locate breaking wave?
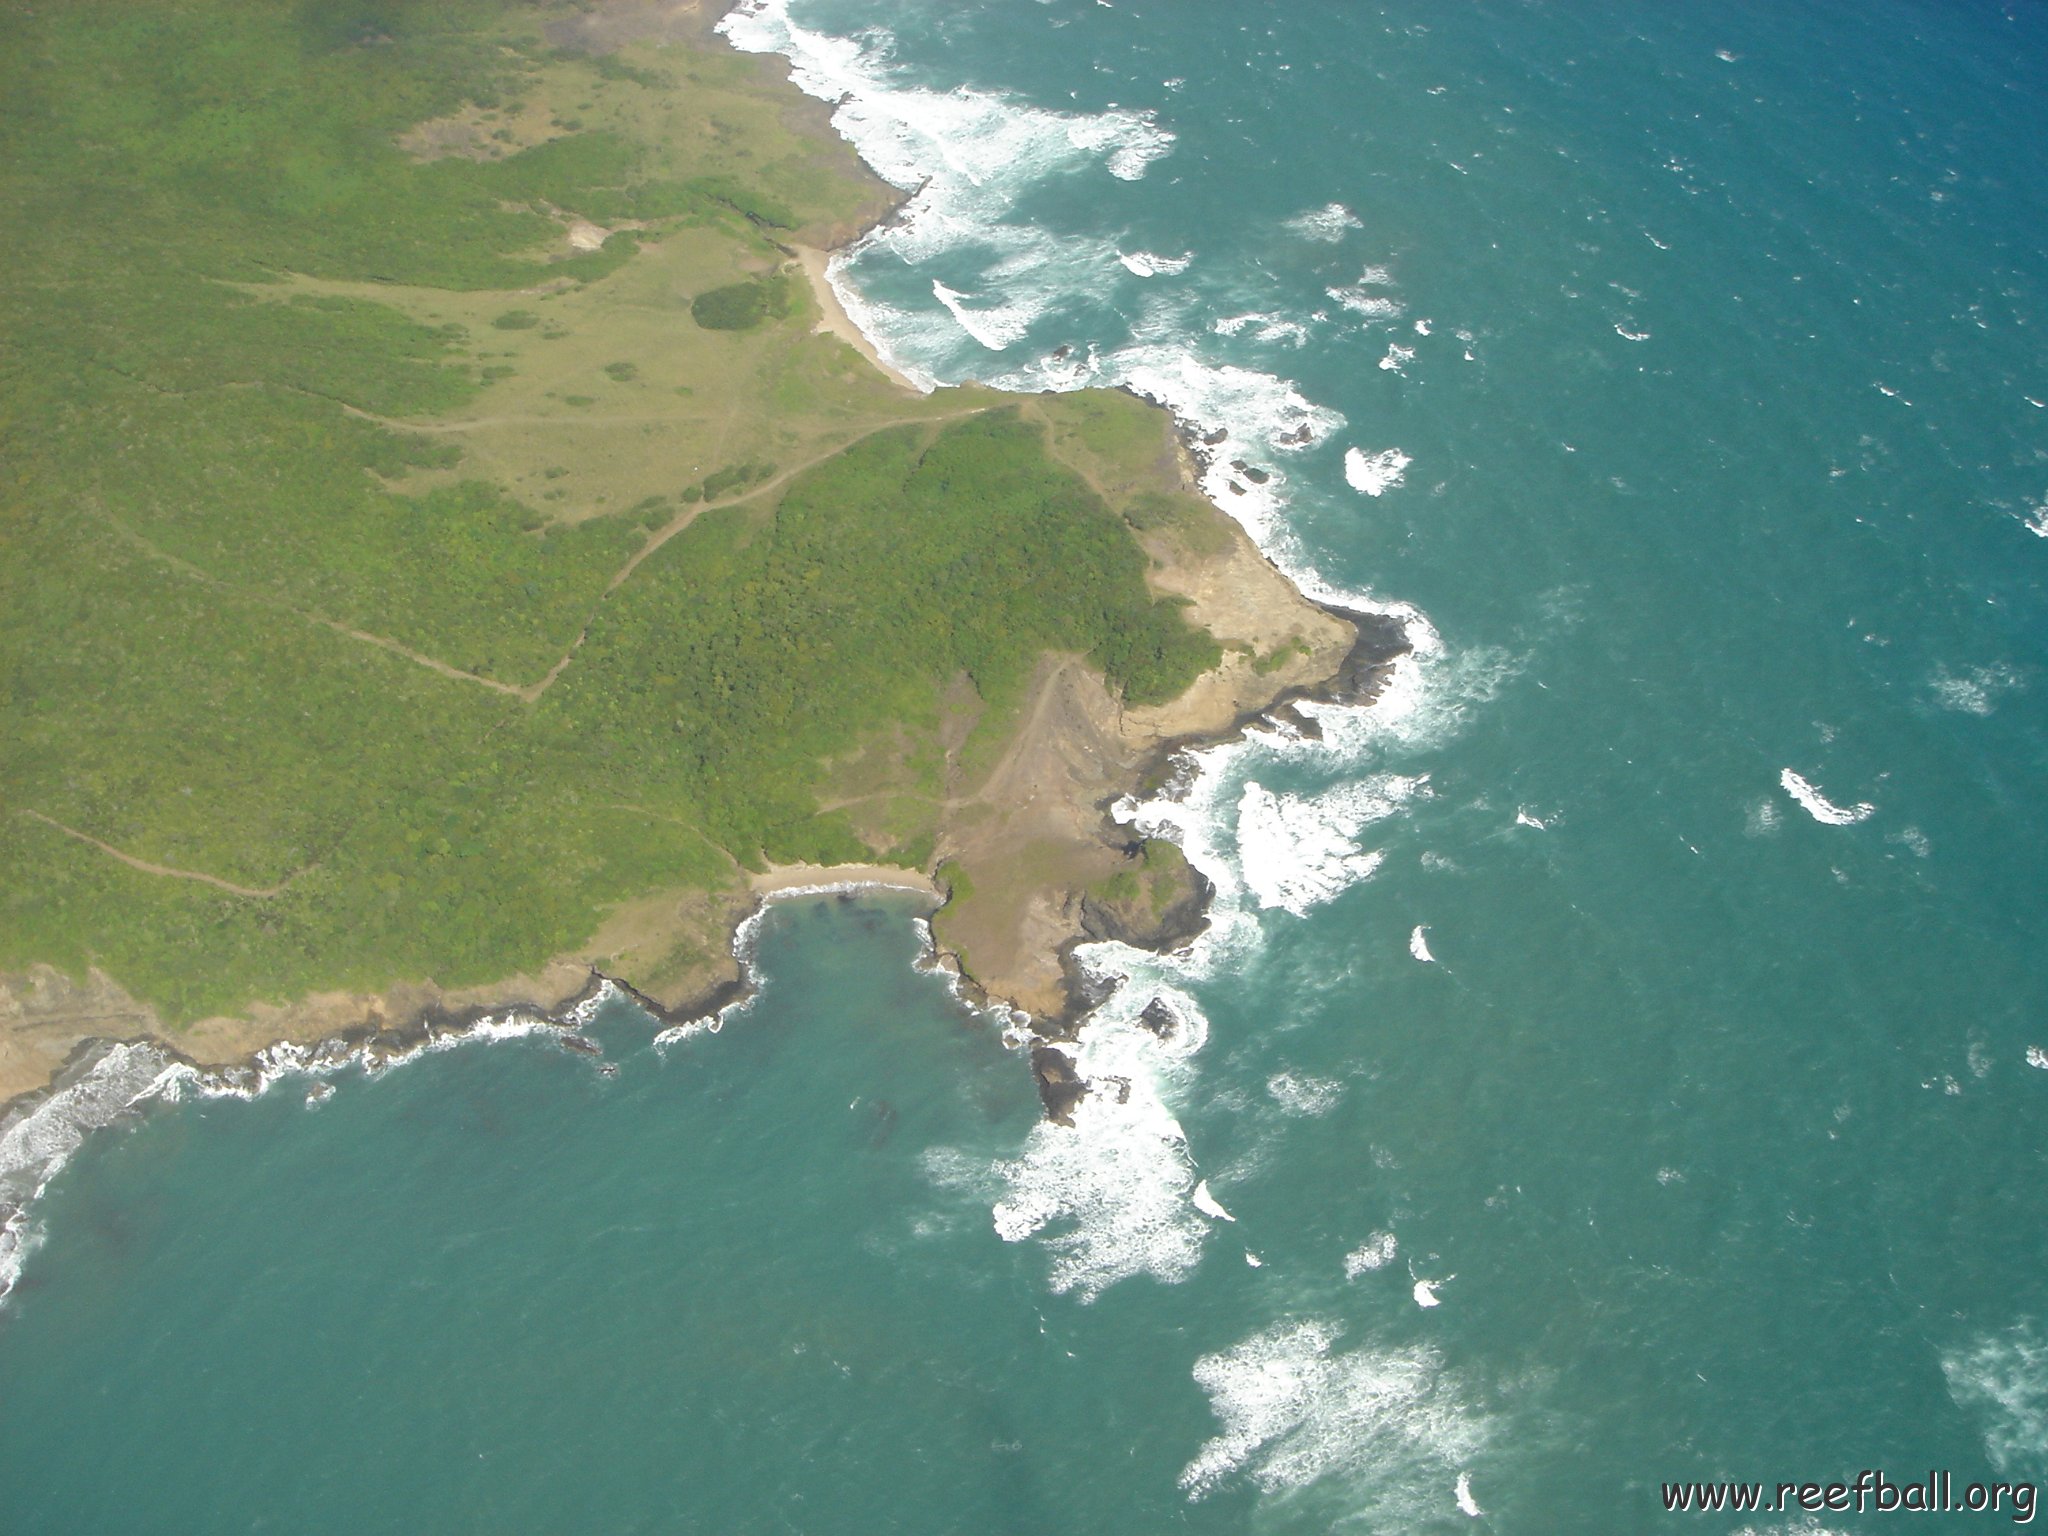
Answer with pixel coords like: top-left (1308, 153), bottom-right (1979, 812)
top-left (719, 0), bottom-right (1511, 1306)
top-left (1779, 767), bottom-right (1876, 826)
top-left (1285, 202), bottom-right (1365, 242)
top-left (1179, 1318), bottom-right (1491, 1522)
top-left (1346, 446), bottom-right (1413, 497)
top-left (1942, 1320), bottom-right (2048, 1479)
top-left (0, 1042), bottom-right (184, 1305)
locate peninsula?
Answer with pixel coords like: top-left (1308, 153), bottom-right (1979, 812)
top-left (0, 0), bottom-right (1393, 1113)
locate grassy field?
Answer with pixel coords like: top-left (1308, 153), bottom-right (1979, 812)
top-left (0, 0), bottom-right (1219, 1023)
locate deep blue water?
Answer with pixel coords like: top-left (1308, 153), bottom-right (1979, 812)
top-left (3, 2), bottom-right (2045, 1529)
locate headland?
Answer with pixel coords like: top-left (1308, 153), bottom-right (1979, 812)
top-left (0, 0), bottom-right (1389, 1135)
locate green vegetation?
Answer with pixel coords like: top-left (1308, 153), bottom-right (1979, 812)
top-left (1090, 839), bottom-right (1192, 916)
top-left (696, 462), bottom-right (777, 501)
top-left (936, 861), bottom-right (976, 904)
top-left (0, 0), bottom-right (1224, 1024)
top-left (690, 276), bottom-right (793, 331)
top-left (554, 411), bottom-right (1217, 863)
top-left (1094, 869), bottom-right (1141, 906)
top-left (1253, 639), bottom-right (1311, 675)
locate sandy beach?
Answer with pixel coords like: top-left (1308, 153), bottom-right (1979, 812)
top-left (791, 244), bottom-right (927, 393)
top-left (750, 861), bottom-right (943, 900)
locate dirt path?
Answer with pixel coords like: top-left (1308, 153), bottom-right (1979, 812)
top-left (329, 622), bottom-right (526, 696)
top-left (19, 811), bottom-right (303, 898)
top-left (596, 408), bottom-right (987, 597)
top-left (106, 408), bottom-right (993, 710)
top-left (500, 406), bottom-right (992, 703)
top-left (100, 514), bottom-right (527, 697)
top-left (973, 655), bottom-right (1089, 803)
top-left (348, 411), bottom-right (719, 433)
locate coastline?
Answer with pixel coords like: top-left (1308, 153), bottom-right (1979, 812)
top-left (0, 859), bottom-right (941, 1116)
top-left (0, 5), bottom-right (1383, 1141)
top-left (0, 859), bottom-right (946, 1301)
top-left (788, 244), bottom-right (926, 393)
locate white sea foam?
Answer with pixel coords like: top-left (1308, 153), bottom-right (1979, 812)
top-left (1285, 203), bottom-right (1363, 242)
top-left (1456, 1471), bottom-right (1484, 1517)
top-left (1942, 1321), bottom-right (2048, 1478)
top-left (1110, 350), bottom-right (1353, 554)
top-left (1119, 640), bottom-right (1498, 943)
top-left (1779, 768), bottom-right (1876, 826)
top-left (1887, 825), bottom-right (1931, 859)
top-left (0, 1041), bottom-right (185, 1303)
top-left (1237, 775), bottom-right (1427, 916)
top-left (2026, 502), bottom-right (2048, 538)
top-left (1212, 312), bottom-right (1313, 348)
top-left (931, 279), bottom-right (1043, 352)
top-left (720, 0), bottom-right (1475, 1308)
top-left (1930, 662), bottom-right (2022, 716)
top-left (1120, 353), bottom-right (1346, 455)
top-left (986, 971), bottom-right (1219, 1300)
top-left (654, 879), bottom-right (953, 1050)
top-left (1408, 925), bottom-right (1436, 963)
top-left (1261, 745), bottom-right (1389, 872)
top-left (1179, 1319), bottom-right (1490, 1518)
top-left (651, 1017), bottom-right (718, 1047)
top-left (721, 3), bottom-right (1174, 199)
top-left (153, 1013), bottom-right (569, 1105)
top-left (1267, 1070), bottom-right (1344, 1117)
top-left (1378, 342), bottom-right (1417, 374)
top-left (1330, 286), bottom-right (1405, 321)
top-left (1346, 446), bottom-right (1412, 497)
top-left (990, 1064), bottom-right (1202, 1300)
top-left (1119, 249), bottom-right (1192, 278)
top-left (2028, 1046), bottom-right (2048, 1071)
top-left (1192, 1179), bottom-right (1236, 1221)
top-left (1413, 1275), bottom-right (1451, 1308)
top-left (1344, 1231), bottom-right (1399, 1277)
top-left (716, 0), bottom-right (1175, 387)
top-left (819, 251), bottom-right (940, 391)
top-left (1243, 638), bottom-right (1503, 774)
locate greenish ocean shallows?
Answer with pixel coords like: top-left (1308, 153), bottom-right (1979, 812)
top-left (4, 1), bottom-right (2047, 1530)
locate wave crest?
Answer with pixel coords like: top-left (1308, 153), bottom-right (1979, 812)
top-left (1179, 1318), bottom-right (1491, 1517)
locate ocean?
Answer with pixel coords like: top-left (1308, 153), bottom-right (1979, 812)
top-left (4, 1), bottom-right (2046, 1529)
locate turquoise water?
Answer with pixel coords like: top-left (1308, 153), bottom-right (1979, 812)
top-left (5, 1), bottom-right (2047, 1529)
